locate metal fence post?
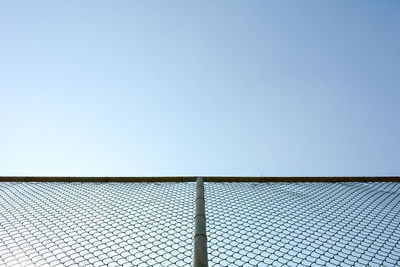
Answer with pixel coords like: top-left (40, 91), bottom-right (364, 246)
top-left (193, 177), bottom-right (208, 267)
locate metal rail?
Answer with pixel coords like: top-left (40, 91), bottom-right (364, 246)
top-left (0, 176), bottom-right (398, 183)
top-left (193, 177), bottom-right (208, 267)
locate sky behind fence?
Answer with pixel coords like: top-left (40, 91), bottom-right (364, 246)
top-left (1, 1), bottom-right (399, 176)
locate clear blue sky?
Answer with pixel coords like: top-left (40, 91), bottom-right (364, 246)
top-left (1, 1), bottom-right (399, 176)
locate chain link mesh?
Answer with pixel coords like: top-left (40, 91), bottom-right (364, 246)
top-left (0, 182), bottom-right (195, 267)
top-left (0, 182), bottom-right (399, 266)
top-left (205, 182), bottom-right (400, 266)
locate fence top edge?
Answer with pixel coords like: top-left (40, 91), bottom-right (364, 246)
top-left (0, 176), bottom-right (398, 183)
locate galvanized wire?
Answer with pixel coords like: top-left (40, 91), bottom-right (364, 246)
top-left (0, 182), bottom-right (195, 267)
top-left (1, 182), bottom-right (400, 267)
top-left (205, 182), bottom-right (400, 266)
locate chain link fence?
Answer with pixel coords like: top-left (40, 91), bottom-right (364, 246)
top-left (0, 181), bottom-right (399, 266)
top-left (206, 182), bottom-right (400, 266)
top-left (0, 182), bottom-right (194, 266)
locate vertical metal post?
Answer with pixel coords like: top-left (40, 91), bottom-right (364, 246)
top-left (193, 177), bottom-right (208, 267)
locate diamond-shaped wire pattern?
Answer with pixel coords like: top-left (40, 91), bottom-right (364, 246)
top-left (1, 182), bottom-right (399, 267)
top-left (0, 182), bottom-right (195, 267)
top-left (205, 182), bottom-right (400, 267)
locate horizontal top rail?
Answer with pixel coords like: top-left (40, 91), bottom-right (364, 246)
top-left (0, 176), bottom-right (398, 183)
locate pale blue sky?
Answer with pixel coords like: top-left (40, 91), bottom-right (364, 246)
top-left (0, 1), bottom-right (399, 176)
